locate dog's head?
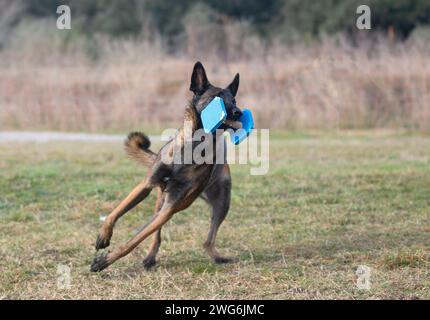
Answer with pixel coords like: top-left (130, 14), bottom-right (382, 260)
top-left (190, 61), bottom-right (243, 131)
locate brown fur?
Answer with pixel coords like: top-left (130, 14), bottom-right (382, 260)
top-left (124, 132), bottom-right (157, 167)
top-left (91, 62), bottom-right (243, 272)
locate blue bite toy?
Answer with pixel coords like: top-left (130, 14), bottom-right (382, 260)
top-left (201, 97), bottom-right (227, 133)
top-left (200, 97), bottom-right (254, 144)
top-left (230, 109), bottom-right (254, 145)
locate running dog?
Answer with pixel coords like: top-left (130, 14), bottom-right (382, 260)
top-left (91, 62), bottom-right (243, 271)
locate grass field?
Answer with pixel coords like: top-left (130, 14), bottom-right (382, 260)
top-left (0, 131), bottom-right (429, 299)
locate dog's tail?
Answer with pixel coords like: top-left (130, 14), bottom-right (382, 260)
top-left (124, 132), bottom-right (157, 167)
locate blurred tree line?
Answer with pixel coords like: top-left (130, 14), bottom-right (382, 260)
top-left (23, 0), bottom-right (430, 38)
top-left (2, 0), bottom-right (430, 53)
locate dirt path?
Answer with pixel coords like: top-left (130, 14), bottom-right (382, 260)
top-left (0, 131), bottom-right (160, 142)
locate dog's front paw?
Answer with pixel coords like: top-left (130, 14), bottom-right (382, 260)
top-left (214, 256), bottom-right (233, 264)
top-left (90, 252), bottom-right (110, 272)
top-left (142, 256), bottom-right (157, 270)
top-left (95, 232), bottom-right (111, 250)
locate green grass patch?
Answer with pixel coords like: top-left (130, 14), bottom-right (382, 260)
top-left (0, 132), bottom-right (429, 299)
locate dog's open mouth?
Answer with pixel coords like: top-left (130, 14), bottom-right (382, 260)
top-left (224, 119), bottom-right (242, 130)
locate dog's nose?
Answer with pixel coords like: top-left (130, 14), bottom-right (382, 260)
top-left (232, 108), bottom-right (242, 118)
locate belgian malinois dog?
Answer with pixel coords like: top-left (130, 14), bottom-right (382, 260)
top-left (90, 62), bottom-right (243, 272)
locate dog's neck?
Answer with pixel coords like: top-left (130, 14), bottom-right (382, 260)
top-left (185, 100), bottom-right (222, 142)
top-left (173, 100), bottom-right (223, 155)
top-left (184, 101), bottom-right (202, 132)
top-left (172, 101), bottom-right (200, 147)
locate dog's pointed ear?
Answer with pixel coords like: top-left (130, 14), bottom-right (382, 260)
top-left (226, 73), bottom-right (240, 97)
top-left (190, 61), bottom-right (210, 95)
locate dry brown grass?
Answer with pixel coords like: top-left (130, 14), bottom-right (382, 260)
top-left (0, 36), bottom-right (430, 132)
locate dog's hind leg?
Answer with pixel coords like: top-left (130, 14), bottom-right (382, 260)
top-left (202, 164), bottom-right (233, 264)
top-left (142, 187), bottom-right (165, 269)
top-left (95, 179), bottom-right (153, 250)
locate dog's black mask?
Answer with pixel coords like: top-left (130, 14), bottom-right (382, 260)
top-left (190, 62), bottom-right (242, 130)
